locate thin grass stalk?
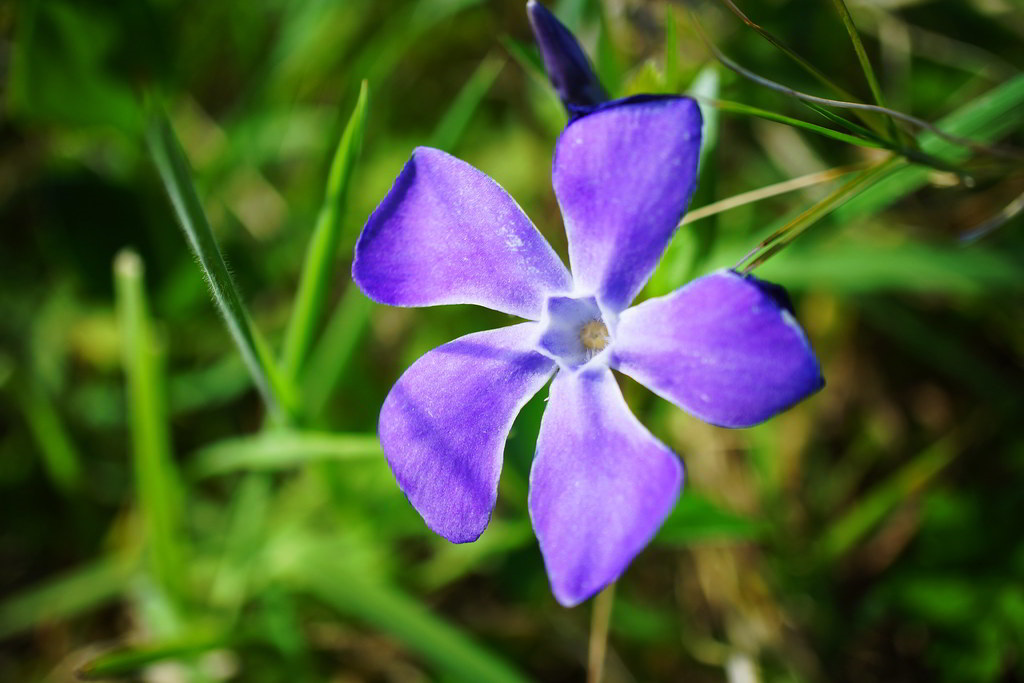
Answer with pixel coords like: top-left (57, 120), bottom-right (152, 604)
top-left (114, 250), bottom-right (186, 605)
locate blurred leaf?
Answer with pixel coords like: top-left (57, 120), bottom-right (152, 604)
top-left (281, 81), bottom-right (369, 384)
top-left (0, 556), bottom-right (133, 640)
top-left (9, 0), bottom-right (141, 131)
top-left (191, 431), bottom-right (381, 478)
top-left (757, 238), bottom-right (1024, 294)
top-left (655, 493), bottom-right (763, 546)
top-left (16, 381), bottom-right (83, 493)
top-left (293, 552), bottom-right (529, 683)
top-left (146, 105), bottom-right (299, 422)
top-left (78, 629), bottom-right (228, 680)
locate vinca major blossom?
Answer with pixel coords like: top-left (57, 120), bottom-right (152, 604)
top-left (351, 2), bottom-right (824, 606)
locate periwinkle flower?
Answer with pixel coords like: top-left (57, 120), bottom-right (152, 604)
top-left (351, 4), bottom-right (823, 607)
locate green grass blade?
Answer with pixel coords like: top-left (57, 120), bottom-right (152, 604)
top-left (301, 286), bottom-right (373, 418)
top-left (815, 432), bottom-right (957, 564)
top-left (191, 430), bottom-right (381, 478)
top-left (829, 0), bottom-right (900, 141)
top-left (78, 631), bottom-right (228, 680)
top-left (114, 250), bottom-right (186, 603)
top-left (430, 54), bottom-right (505, 151)
top-left (704, 98), bottom-right (885, 149)
top-left (145, 104), bottom-right (297, 422)
top-left (739, 157), bottom-right (902, 271)
top-left (0, 556), bottom-right (134, 640)
top-left (17, 382), bottom-right (83, 493)
top-left (295, 554), bottom-right (529, 683)
top-left (837, 74), bottom-right (1024, 221)
top-left (210, 473), bottom-right (272, 615)
top-left (280, 81), bottom-right (369, 383)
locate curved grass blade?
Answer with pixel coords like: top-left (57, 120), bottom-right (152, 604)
top-left (698, 97), bottom-right (885, 149)
top-left (191, 430), bottom-right (381, 478)
top-left (115, 251), bottom-right (186, 603)
top-left (145, 104), bottom-right (297, 422)
top-left (280, 81), bottom-right (369, 382)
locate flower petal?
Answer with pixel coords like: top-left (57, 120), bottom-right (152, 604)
top-left (552, 96), bottom-right (702, 312)
top-left (381, 323), bottom-right (556, 543)
top-left (526, 0), bottom-right (608, 115)
top-left (529, 367), bottom-right (682, 607)
top-left (612, 269), bottom-right (824, 428)
top-left (354, 147), bottom-right (572, 320)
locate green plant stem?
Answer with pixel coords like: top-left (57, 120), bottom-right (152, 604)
top-left (588, 583), bottom-right (616, 683)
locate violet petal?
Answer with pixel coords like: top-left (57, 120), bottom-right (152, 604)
top-left (353, 147), bottom-right (572, 320)
top-left (526, 0), bottom-right (608, 115)
top-left (612, 269), bottom-right (824, 428)
top-left (380, 323), bottom-right (555, 543)
top-left (552, 96), bottom-right (702, 313)
top-left (529, 367), bottom-right (683, 607)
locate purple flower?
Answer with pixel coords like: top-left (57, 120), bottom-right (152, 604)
top-left (352, 93), bottom-right (824, 606)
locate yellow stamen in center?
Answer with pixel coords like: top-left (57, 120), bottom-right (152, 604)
top-left (580, 320), bottom-right (609, 352)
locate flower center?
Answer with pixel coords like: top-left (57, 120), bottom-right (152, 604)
top-left (580, 320), bottom-right (609, 351)
top-left (536, 295), bottom-right (614, 370)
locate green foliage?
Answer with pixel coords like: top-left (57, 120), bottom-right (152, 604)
top-left (1, 0), bottom-right (1023, 681)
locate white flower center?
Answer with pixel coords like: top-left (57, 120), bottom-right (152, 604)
top-left (536, 295), bottom-right (614, 370)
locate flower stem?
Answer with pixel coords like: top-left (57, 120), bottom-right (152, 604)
top-left (587, 582), bottom-right (616, 683)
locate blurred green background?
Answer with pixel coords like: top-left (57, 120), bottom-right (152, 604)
top-left (2, 0), bottom-right (1023, 680)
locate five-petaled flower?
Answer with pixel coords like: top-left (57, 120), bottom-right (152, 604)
top-left (351, 2), bottom-right (824, 607)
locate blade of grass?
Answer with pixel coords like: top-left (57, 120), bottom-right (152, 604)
top-left (191, 430), bottom-right (381, 478)
top-left (0, 556), bottom-right (134, 640)
top-left (78, 630), bottom-right (228, 680)
top-left (716, 0), bottom-right (888, 136)
top-left (815, 430), bottom-right (958, 564)
top-left (17, 381), bottom-right (83, 493)
top-left (738, 157), bottom-right (903, 271)
top-left (280, 81), bottom-right (369, 383)
top-left (209, 473), bottom-right (272, 616)
top-left (115, 250), bottom-right (187, 604)
top-left (294, 553), bottom-right (529, 683)
top-left (829, 0), bottom-right (899, 140)
top-left (696, 96), bottom-right (885, 148)
top-left (429, 54), bottom-right (505, 151)
top-left (681, 163), bottom-right (868, 227)
top-left (837, 74), bottom-right (1024, 221)
top-left (145, 103), bottom-right (297, 422)
top-left (301, 286), bottom-right (373, 418)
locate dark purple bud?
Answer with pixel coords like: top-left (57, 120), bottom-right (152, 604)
top-left (526, 0), bottom-right (608, 113)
